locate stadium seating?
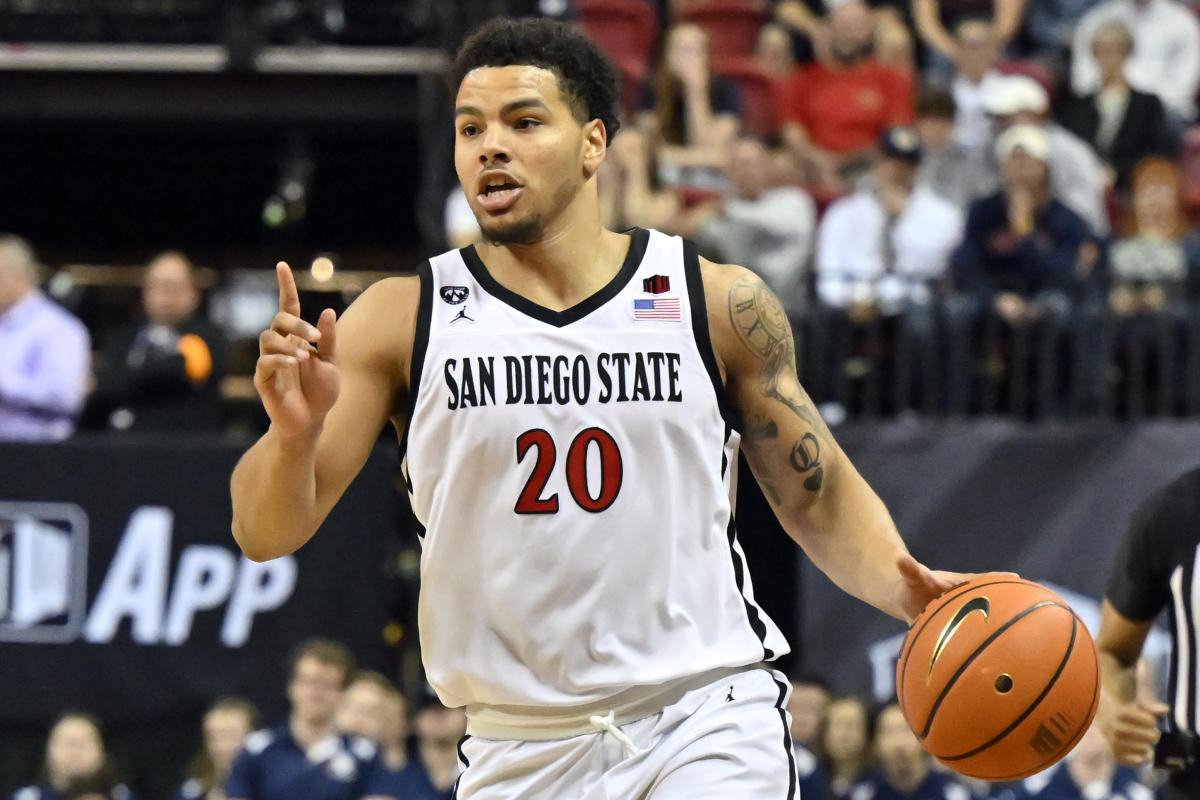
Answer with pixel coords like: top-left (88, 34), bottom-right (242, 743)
top-left (714, 57), bottom-right (780, 139)
top-left (578, 0), bottom-right (659, 115)
top-left (679, 0), bottom-right (770, 70)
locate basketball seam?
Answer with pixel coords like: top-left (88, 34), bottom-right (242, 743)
top-left (980, 636), bottom-right (1099, 780)
top-left (919, 600), bottom-right (1064, 740)
top-left (898, 580), bottom-right (1037, 714)
top-left (936, 606), bottom-right (1078, 761)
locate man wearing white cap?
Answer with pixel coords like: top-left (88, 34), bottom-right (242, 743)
top-left (983, 74), bottom-right (1109, 236)
top-left (950, 124), bottom-right (1098, 414)
top-left (956, 125), bottom-right (1095, 326)
top-left (1071, 0), bottom-right (1200, 122)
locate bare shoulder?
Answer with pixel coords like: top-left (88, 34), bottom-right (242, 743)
top-left (337, 273), bottom-right (423, 389)
top-left (698, 257), bottom-right (791, 378)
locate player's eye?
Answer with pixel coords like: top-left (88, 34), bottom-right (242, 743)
top-left (515, 118), bottom-right (541, 130)
top-left (460, 123), bottom-right (480, 137)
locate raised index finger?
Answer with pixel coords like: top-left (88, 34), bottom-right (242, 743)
top-left (277, 261), bottom-right (301, 316)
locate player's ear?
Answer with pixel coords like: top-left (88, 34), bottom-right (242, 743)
top-left (581, 119), bottom-right (607, 179)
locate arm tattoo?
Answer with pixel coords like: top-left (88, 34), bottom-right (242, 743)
top-left (743, 412), bottom-right (778, 442)
top-left (729, 274), bottom-right (828, 490)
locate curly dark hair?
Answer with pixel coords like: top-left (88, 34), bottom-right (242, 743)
top-left (447, 17), bottom-right (622, 143)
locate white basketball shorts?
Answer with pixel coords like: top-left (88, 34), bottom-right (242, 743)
top-left (451, 666), bottom-right (799, 799)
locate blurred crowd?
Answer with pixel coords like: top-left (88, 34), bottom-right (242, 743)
top-left (4, 639), bottom-right (465, 800)
top-left (8, 654), bottom-right (1159, 800)
top-left (784, 674), bottom-right (1159, 800)
top-left (10, 2), bottom-right (1200, 438)
top-left (0, 239), bottom-right (231, 442)
top-left (453, 0), bottom-right (1200, 420)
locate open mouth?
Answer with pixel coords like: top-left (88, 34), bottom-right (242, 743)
top-left (477, 179), bottom-right (524, 212)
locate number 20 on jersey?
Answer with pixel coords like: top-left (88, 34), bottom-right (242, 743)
top-left (514, 428), bottom-right (623, 514)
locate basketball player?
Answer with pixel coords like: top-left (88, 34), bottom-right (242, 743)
top-left (231, 18), bottom-right (980, 798)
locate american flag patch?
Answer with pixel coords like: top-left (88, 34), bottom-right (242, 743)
top-left (633, 297), bottom-right (681, 320)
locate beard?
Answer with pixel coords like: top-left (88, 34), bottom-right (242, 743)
top-left (480, 213), bottom-right (545, 245)
top-left (475, 172), bottom-right (581, 246)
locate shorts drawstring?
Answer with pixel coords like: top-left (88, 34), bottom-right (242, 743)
top-left (589, 710), bottom-right (642, 758)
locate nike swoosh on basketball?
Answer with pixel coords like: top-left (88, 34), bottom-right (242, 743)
top-left (927, 597), bottom-right (990, 683)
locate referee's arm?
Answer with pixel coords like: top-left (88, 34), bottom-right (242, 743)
top-left (1096, 599), bottom-right (1168, 765)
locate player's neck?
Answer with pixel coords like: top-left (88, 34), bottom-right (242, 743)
top-left (474, 203), bottom-right (627, 312)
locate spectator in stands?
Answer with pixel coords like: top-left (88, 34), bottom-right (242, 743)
top-left (87, 251), bottom-right (226, 433)
top-left (9, 712), bottom-right (137, 800)
top-left (225, 639), bottom-right (394, 800)
top-left (815, 126), bottom-right (963, 317)
top-left (1026, 0), bottom-right (1096, 59)
top-left (785, 674), bottom-right (832, 800)
top-left (849, 703), bottom-right (970, 800)
top-left (774, 0), bottom-right (833, 64)
top-left (390, 701), bottom-right (467, 800)
top-left (335, 672), bottom-right (433, 793)
top-left (781, 0), bottom-right (914, 191)
top-left (605, 128), bottom-right (685, 232)
top-left (754, 22), bottom-right (799, 81)
top-left (815, 127), bottom-right (963, 412)
top-left (1018, 723), bottom-right (1149, 799)
top-left (175, 698), bottom-right (258, 800)
top-left (956, 124), bottom-right (1106, 415)
top-left (1071, 0), bottom-right (1200, 124)
top-left (378, 690), bottom-right (413, 774)
top-left (949, 19), bottom-right (1005, 153)
top-left (915, 89), bottom-right (999, 209)
top-left (787, 674), bottom-right (831, 750)
top-left (335, 672), bottom-right (395, 744)
top-left (912, 0), bottom-right (1026, 67)
top-left (0, 235), bottom-right (91, 442)
top-left (1108, 158), bottom-right (1200, 317)
top-left (60, 771), bottom-right (123, 800)
top-left (984, 74), bottom-right (1111, 235)
top-left (1058, 21), bottom-right (1180, 191)
top-left (687, 135), bottom-right (817, 314)
top-left (954, 125), bottom-right (1094, 324)
top-left (875, 9), bottom-right (918, 83)
top-left (822, 695), bottom-right (873, 800)
top-left (637, 23), bottom-right (741, 190)
top-left (950, 124), bottom-right (1099, 415)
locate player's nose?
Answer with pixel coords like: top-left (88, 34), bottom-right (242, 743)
top-left (478, 127), bottom-right (510, 164)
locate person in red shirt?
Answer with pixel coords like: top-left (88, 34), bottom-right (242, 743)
top-left (781, 0), bottom-right (914, 192)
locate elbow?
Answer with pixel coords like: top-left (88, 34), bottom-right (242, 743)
top-left (231, 520), bottom-right (285, 563)
top-left (240, 545), bottom-right (279, 564)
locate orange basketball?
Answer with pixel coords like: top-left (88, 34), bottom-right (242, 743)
top-left (896, 575), bottom-right (1100, 781)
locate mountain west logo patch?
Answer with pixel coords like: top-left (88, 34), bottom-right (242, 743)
top-left (440, 286), bottom-right (469, 305)
top-left (643, 275), bottom-right (670, 294)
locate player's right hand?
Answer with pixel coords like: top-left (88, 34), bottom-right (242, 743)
top-left (1100, 697), bottom-right (1169, 766)
top-left (254, 262), bottom-right (340, 436)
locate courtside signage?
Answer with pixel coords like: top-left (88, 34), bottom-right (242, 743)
top-left (0, 502), bottom-right (296, 647)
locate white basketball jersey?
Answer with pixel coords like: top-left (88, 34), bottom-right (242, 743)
top-left (404, 228), bottom-right (789, 722)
